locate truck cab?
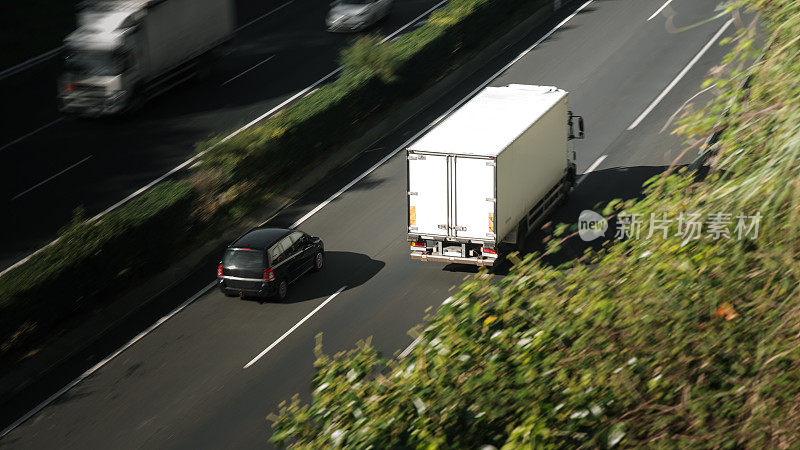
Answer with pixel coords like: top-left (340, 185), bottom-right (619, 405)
top-left (57, 0), bottom-right (234, 116)
top-left (58, 8), bottom-right (143, 115)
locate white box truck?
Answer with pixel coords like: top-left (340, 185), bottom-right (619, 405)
top-left (58, 0), bottom-right (235, 115)
top-left (407, 84), bottom-right (584, 266)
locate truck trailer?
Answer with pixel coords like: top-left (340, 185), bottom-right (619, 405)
top-left (407, 84), bottom-right (584, 266)
top-left (58, 0), bottom-right (235, 116)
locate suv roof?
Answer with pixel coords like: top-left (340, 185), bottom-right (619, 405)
top-left (230, 228), bottom-right (291, 250)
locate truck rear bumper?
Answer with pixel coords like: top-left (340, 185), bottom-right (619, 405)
top-left (410, 252), bottom-right (496, 266)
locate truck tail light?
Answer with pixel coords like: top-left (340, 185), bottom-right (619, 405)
top-left (263, 268), bottom-right (275, 281)
top-left (481, 247), bottom-right (497, 257)
top-left (488, 213), bottom-right (494, 233)
top-left (411, 241), bottom-right (425, 250)
top-left (217, 264), bottom-right (223, 277)
top-left (409, 206), bottom-right (416, 226)
top-left (62, 82), bottom-right (77, 94)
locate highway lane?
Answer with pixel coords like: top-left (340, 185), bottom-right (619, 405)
top-left (0, 0), bottom-right (300, 146)
top-left (0, 0), bottom-right (443, 271)
top-left (1, 0), bottom-right (739, 447)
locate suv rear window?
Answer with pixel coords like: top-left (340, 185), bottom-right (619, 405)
top-left (223, 249), bottom-right (264, 269)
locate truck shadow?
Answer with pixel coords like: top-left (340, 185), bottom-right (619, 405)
top-left (443, 165), bottom-right (674, 276)
top-left (521, 164), bottom-right (674, 270)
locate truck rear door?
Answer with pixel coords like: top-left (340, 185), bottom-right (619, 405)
top-left (454, 156), bottom-right (496, 241)
top-left (408, 153), bottom-right (448, 236)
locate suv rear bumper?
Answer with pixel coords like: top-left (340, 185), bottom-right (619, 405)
top-left (217, 278), bottom-right (276, 297)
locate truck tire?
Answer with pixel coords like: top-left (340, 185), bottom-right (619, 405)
top-left (517, 220), bottom-right (528, 253)
top-left (559, 182), bottom-right (570, 206)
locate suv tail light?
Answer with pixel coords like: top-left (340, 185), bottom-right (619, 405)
top-left (263, 268), bottom-right (275, 281)
top-left (217, 264), bottom-right (223, 277)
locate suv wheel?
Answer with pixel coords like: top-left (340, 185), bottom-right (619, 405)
top-left (276, 279), bottom-right (288, 301)
top-left (313, 252), bottom-right (324, 272)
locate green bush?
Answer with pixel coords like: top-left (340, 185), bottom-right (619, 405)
top-left (270, 0), bottom-right (800, 447)
top-left (0, 181), bottom-right (195, 356)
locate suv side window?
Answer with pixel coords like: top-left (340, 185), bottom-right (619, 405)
top-left (278, 236), bottom-right (295, 261)
top-left (270, 241), bottom-right (286, 265)
top-left (289, 232), bottom-right (306, 251)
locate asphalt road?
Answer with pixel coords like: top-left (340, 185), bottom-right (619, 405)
top-left (1, 0), bottom-right (741, 447)
top-left (0, 0), bottom-right (444, 271)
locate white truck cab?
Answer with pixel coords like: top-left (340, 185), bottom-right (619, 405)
top-left (58, 0), bottom-right (234, 116)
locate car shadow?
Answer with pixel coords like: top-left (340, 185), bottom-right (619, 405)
top-left (261, 251), bottom-right (385, 304)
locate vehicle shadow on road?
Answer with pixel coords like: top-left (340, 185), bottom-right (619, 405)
top-left (525, 164), bottom-right (674, 269)
top-left (277, 251), bottom-right (385, 304)
top-left (442, 165), bottom-right (673, 276)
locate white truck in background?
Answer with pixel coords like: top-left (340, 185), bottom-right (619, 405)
top-left (407, 84), bottom-right (584, 266)
top-left (58, 0), bottom-right (235, 116)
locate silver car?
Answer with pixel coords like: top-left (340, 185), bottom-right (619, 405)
top-left (326, 0), bottom-right (393, 32)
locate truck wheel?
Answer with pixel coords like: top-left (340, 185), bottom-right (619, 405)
top-left (517, 221), bottom-right (528, 253)
top-left (559, 183), bottom-right (570, 206)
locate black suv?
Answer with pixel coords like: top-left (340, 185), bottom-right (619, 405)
top-left (217, 228), bottom-right (324, 301)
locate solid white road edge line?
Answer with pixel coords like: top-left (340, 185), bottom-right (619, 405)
top-left (627, 18), bottom-right (733, 130)
top-left (398, 336), bottom-right (422, 359)
top-left (575, 154), bottom-right (606, 187)
top-left (12, 155), bottom-right (93, 200)
top-left (292, 0), bottom-right (595, 229)
top-left (0, 117), bottom-right (64, 153)
top-left (235, 0), bottom-right (295, 32)
top-left (222, 55), bottom-right (275, 86)
top-left (647, 0), bottom-right (673, 21)
top-left (244, 286), bottom-right (347, 369)
top-left (0, 0), bottom-right (449, 277)
top-left (0, 280), bottom-right (217, 439)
